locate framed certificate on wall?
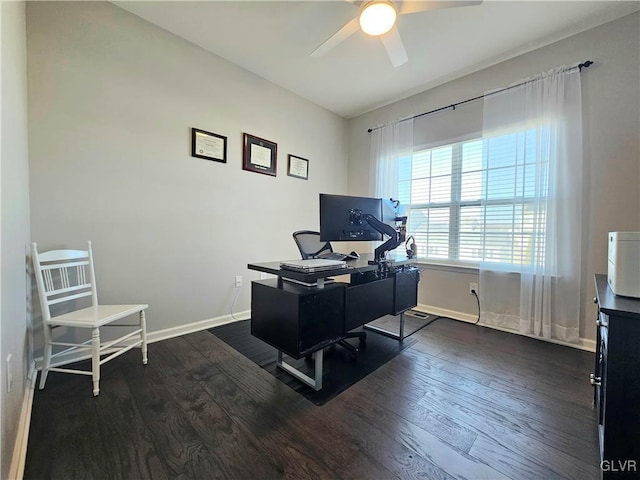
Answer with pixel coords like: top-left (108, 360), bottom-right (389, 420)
top-left (242, 133), bottom-right (277, 176)
top-left (191, 128), bottom-right (227, 163)
top-left (287, 155), bottom-right (309, 180)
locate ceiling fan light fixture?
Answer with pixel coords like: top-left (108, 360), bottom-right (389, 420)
top-left (359, 1), bottom-right (397, 37)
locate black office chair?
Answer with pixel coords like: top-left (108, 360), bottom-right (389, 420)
top-left (292, 230), bottom-right (366, 360)
top-left (292, 230), bottom-right (333, 259)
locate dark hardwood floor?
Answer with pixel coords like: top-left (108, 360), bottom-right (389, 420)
top-left (24, 318), bottom-right (600, 479)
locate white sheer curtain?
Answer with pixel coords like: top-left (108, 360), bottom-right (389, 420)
top-left (369, 118), bottom-right (414, 199)
top-left (479, 66), bottom-right (584, 343)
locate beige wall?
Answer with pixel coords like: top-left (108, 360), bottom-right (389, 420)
top-left (26, 1), bottom-right (348, 350)
top-left (347, 12), bottom-right (640, 344)
top-left (1, 1), bottom-right (31, 477)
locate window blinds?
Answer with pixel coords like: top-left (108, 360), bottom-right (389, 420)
top-left (399, 128), bottom-right (549, 268)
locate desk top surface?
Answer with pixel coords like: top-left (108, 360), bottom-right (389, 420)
top-left (595, 274), bottom-right (640, 318)
top-left (248, 252), bottom-right (416, 282)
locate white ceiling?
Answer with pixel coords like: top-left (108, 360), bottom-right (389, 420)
top-left (112, 1), bottom-right (640, 118)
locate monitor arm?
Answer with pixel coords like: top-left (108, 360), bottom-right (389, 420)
top-left (364, 213), bottom-right (407, 263)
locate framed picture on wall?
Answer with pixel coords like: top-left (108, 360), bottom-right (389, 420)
top-left (191, 128), bottom-right (227, 163)
top-left (287, 154), bottom-right (309, 180)
top-left (242, 133), bottom-right (277, 176)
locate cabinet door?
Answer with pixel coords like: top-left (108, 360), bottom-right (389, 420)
top-left (251, 279), bottom-right (345, 358)
top-left (393, 267), bottom-right (419, 314)
top-left (593, 297), bottom-right (601, 405)
top-left (601, 313), bottom-right (640, 472)
top-left (596, 321), bottom-right (608, 452)
top-left (345, 278), bottom-right (394, 331)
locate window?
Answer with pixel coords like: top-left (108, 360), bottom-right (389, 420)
top-left (398, 129), bottom-right (548, 267)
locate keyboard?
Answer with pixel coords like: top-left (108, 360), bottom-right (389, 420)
top-left (317, 252), bottom-right (348, 261)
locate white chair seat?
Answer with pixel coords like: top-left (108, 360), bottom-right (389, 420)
top-left (49, 304), bottom-right (149, 328)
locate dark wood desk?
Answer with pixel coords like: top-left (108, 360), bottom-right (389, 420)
top-left (248, 252), bottom-right (414, 285)
top-left (247, 254), bottom-right (419, 390)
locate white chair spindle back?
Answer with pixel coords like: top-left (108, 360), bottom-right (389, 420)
top-left (33, 246), bottom-right (97, 316)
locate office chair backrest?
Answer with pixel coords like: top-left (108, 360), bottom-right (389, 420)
top-left (292, 230), bottom-right (333, 259)
top-left (31, 242), bottom-right (98, 323)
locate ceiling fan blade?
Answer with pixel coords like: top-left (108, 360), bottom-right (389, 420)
top-left (310, 17), bottom-right (360, 57)
top-left (399, 1), bottom-right (482, 15)
top-left (380, 25), bottom-right (408, 67)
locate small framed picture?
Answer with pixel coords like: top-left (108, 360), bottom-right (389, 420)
top-left (243, 133), bottom-right (277, 176)
top-left (191, 128), bottom-right (227, 163)
top-left (287, 154), bottom-right (309, 180)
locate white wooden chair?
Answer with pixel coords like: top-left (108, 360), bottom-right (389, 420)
top-left (31, 241), bottom-right (148, 396)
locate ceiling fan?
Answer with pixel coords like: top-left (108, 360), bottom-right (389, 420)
top-left (310, 0), bottom-right (483, 67)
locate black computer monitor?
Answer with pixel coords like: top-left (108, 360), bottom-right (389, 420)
top-left (319, 193), bottom-right (383, 241)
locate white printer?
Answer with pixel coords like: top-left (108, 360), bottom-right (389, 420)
top-left (608, 232), bottom-right (640, 298)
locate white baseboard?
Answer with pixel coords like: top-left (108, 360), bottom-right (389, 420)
top-left (34, 310), bottom-right (251, 370)
top-left (145, 310), bottom-right (250, 344)
top-left (8, 361), bottom-right (37, 480)
top-left (412, 303), bottom-right (596, 353)
top-left (411, 303), bottom-right (479, 324)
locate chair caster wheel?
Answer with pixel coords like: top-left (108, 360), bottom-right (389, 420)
top-left (348, 349), bottom-right (358, 362)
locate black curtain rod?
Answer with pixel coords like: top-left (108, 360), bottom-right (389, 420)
top-left (367, 60), bottom-right (593, 133)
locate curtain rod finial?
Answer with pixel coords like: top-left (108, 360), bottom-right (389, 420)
top-left (579, 60), bottom-right (593, 70)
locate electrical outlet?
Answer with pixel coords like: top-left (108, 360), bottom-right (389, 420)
top-left (6, 354), bottom-right (13, 393)
top-left (235, 275), bottom-right (243, 288)
top-left (469, 283), bottom-right (478, 295)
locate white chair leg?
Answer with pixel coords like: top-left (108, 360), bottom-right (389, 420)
top-left (91, 327), bottom-right (101, 396)
top-left (39, 324), bottom-right (52, 390)
top-left (140, 310), bottom-right (148, 365)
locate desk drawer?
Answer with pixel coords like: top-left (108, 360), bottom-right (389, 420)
top-left (251, 279), bottom-right (345, 358)
top-left (393, 267), bottom-right (419, 314)
top-left (345, 277), bottom-right (394, 331)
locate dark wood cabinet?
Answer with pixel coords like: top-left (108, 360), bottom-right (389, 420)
top-left (251, 279), bottom-right (346, 358)
top-left (593, 274), bottom-right (640, 479)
